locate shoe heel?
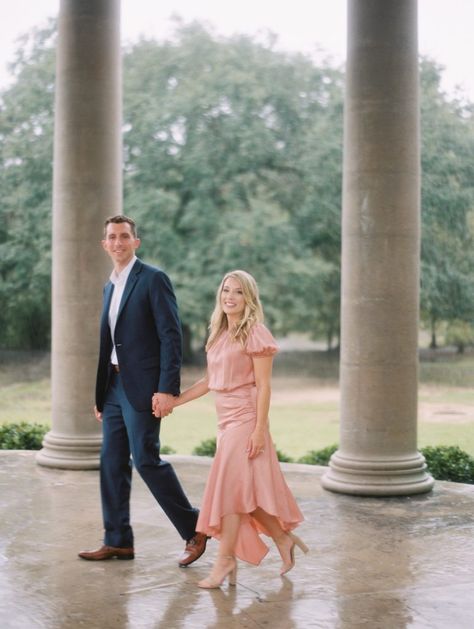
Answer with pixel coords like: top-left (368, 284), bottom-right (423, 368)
top-left (197, 557), bottom-right (237, 589)
top-left (228, 562), bottom-right (237, 586)
top-left (289, 533), bottom-right (309, 554)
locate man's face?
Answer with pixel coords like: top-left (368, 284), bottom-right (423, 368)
top-left (102, 222), bottom-right (140, 270)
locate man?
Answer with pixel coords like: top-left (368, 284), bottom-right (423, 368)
top-left (78, 215), bottom-right (207, 567)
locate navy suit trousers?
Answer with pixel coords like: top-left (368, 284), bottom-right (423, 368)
top-left (100, 371), bottom-right (198, 547)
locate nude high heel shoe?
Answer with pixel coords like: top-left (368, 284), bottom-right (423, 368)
top-left (197, 555), bottom-right (237, 589)
top-left (278, 532), bottom-right (309, 576)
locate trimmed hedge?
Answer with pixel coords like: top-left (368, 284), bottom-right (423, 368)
top-left (160, 444), bottom-right (176, 455)
top-left (0, 422), bottom-right (49, 450)
top-left (3, 421), bottom-right (473, 485)
top-left (192, 438), bottom-right (293, 463)
top-left (296, 443), bottom-right (474, 484)
top-left (192, 437), bottom-right (217, 457)
top-left (420, 445), bottom-right (474, 484)
top-left (275, 449), bottom-right (294, 463)
top-left (297, 444), bottom-right (338, 466)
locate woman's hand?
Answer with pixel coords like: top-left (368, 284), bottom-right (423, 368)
top-left (247, 428), bottom-right (266, 459)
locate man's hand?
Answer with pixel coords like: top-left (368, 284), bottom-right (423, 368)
top-left (94, 406), bottom-right (103, 423)
top-left (152, 392), bottom-right (175, 418)
top-left (152, 397), bottom-right (160, 418)
top-left (152, 395), bottom-right (162, 418)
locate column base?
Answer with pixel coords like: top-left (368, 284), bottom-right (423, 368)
top-left (36, 431), bottom-right (102, 470)
top-left (321, 450), bottom-right (434, 496)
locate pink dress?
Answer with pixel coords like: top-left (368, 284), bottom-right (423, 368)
top-left (196, 323), bottom-right (304, 565)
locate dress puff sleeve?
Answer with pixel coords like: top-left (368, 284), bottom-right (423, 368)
top-left (245, 323), bottom-right (279, 357)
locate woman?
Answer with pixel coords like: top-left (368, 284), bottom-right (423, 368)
top-left (160, 270), bottom-right (307, 588)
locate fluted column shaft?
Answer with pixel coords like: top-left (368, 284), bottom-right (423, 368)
top-left (37, 0), bottom-right (122, 469)
top-left (321, 0), bottom-right (433, 495)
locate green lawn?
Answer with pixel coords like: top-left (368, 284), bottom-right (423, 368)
top-left (1, 368), bottom-right (473, 458)
top-left (159, 395), bottom-right (342, 459)
top-left (0, 379), bottom-right (52, 425)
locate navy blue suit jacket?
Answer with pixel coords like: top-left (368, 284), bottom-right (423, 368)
top-left (95, 258), bottom-right (182, 412)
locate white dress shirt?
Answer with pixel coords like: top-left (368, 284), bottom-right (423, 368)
top-left (109, 255), bottom-right (137, 365)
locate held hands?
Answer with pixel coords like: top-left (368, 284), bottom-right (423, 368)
top-left (247, 427), bottom-right (266, 459)
top-left (152, 392), bottom-right (176, 418)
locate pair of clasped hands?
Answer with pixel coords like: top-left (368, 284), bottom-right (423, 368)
top-left (151, 392), bottom-right (176, 419)
top-left (93, 393), bottom-right (175, 422)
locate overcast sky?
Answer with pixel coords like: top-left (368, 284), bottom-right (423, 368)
top-left (0, 0), bottom-right (473, 102)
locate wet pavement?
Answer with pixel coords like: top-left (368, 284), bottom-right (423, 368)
top-left (1, 451), bottom-right (474, 628)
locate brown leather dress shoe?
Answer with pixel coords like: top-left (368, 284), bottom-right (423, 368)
top-left (178, 532), bottom-right (209, 567)
top-left (78, 545), bottom-right (134, 561)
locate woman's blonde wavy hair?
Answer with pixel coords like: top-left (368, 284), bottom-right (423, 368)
top-left (206, 270), bottom-right (264, 351)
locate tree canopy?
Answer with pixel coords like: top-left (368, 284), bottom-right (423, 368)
top-left (419, 59), bottom-right (474, 347)
top-left (122, 24), bottom-right (344, 350)
top-left (0, 23), bottom-right (55, 349)
top-left (0, 22), bottom-right (473, 353)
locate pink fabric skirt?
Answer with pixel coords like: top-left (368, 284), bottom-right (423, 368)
top-left (196, 384), bottom-right (304, 565)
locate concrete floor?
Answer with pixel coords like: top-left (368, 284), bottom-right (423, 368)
top-left (1, 452), bottom-right (474, 628)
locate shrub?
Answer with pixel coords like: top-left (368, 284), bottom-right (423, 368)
top-left (298, 444), bottom-right (338, 465)
top-left (296, 443), bottom-right (474, 485)
top-left (0, 422), bottom-right (49, 450)
top-left (160, 444), bottom-right (176, 455)
top-left (420, 445), bottom-right (474, 484)
top-left (276, 449), bottom-right (294, 463)
top-left (193, 438), bottom-right (217, 457)
top-left (192, 438), bottom-right (294, 462)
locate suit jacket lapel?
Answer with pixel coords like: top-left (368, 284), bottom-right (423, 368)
top-left (116, 259), bottom-right (141, 321)
top-left (101, 282), bottom-right (114, 331)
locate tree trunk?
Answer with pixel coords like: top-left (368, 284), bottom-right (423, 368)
top-left (181, 323), bottom-right (193, 364)
top-left (326, 324), bottom-right (334, 351)
top-left (429, 317), bottom-right (437, 349)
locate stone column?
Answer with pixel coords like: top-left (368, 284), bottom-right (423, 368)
top-left (37, 0), bottom-right (122, 469)
top-left (321, 0), bottom-right (433, 495)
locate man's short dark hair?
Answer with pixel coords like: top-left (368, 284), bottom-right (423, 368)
top-left (104, 215), bottom-right (137, 238)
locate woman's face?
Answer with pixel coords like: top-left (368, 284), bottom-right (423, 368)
top-left (221, 276), bottom-right (246, 321)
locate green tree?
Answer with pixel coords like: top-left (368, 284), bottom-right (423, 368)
top-left (0, 22), bottom-right (55, 348)
top-left (420, 58), bottom-right (474, 348)
top-left (1, 23), bottom-right (474, 359)
top-left (122, 23), bottom-right (344, 349)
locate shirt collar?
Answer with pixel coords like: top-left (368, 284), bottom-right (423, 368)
top-left (110, 255), bottom-right (137, 286)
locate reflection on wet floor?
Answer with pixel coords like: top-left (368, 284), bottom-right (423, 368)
top-left (1, 452), bottom-right (474, 628)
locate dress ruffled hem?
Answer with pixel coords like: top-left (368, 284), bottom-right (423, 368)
top-left (197, 506), bottom-right (302, 566)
